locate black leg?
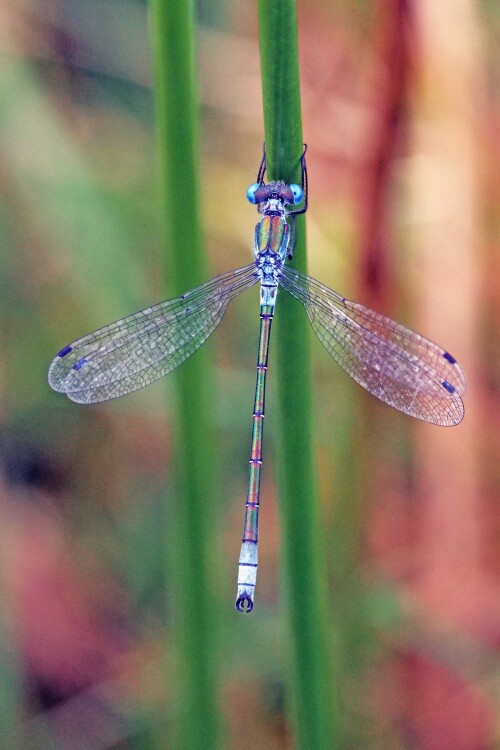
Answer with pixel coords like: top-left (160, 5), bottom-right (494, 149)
top-left (286, 215), bottom-right (297, 260)
top-left (257, 143), bottom-right (267, 185)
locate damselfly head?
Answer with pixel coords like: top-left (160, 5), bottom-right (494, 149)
top-left (246, 181), bottom-right (302, 206)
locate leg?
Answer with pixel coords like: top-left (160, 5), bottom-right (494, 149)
top-left (257, 143), bottom-right (267, 185)
top-left (286, 216), bottom-right (297, 260)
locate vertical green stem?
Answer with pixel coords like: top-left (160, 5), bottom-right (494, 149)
top-left (257, 2), bottom-right (338, 748)
top-left (0, 598), bottom-right (21, 748)
top-left (149, 2), bottom-right (220, 749)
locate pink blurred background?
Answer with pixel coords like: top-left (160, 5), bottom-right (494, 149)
top-left (0, 0), bottom-right (498, 747)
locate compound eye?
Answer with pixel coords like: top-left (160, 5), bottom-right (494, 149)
top-left (290, 184), bottom-right (303, 205)
top-left (246, 183), bottom-right (261, 204)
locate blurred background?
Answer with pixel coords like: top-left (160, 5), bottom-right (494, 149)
top-left (0, 0), bottom-right (498, 747)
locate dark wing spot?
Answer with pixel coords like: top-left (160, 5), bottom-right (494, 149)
top-left (442, 351), bottom-right (457, 365)
top-left (441, 380), bottom-right (456, 394)
top-left (57, 345), bottom-right (73, 358)
top-left (72, 357), bottom-right (88, 371)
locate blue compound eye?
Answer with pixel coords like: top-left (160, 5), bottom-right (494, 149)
top-left (246, 183), bottom-right (260, 204)
top-left (290, 184), bottom-right (303, 204)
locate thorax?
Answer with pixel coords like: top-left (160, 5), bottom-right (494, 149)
top-left (254, 213), bottom-right (287, 306)
top-left (256, 212), bottom-right (288, 256)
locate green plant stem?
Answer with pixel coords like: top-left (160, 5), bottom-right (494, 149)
top-left (150, 2), bottom-right (220, 748)
top-left (258, 2), bottom-right (338, 748)
top-left (0, 597), bottom-right (21, 748)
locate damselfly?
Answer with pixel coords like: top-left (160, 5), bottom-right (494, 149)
top-left (48, 147), bottom-right (466, 613)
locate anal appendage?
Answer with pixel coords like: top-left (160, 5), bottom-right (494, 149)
top-left (235, 540), bottom-right (258, 613)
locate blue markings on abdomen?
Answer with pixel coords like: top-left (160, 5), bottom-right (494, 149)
top-left (72, 357), bottom-right (88, 371)
top-left (57, 345), bottom-right (73, 358)
top-left (441, 380), bottom-right (456, 394)
top-left (442, 351), bottom-right (457, 365)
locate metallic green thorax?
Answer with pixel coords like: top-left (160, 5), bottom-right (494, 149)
top-left (257, 215), bottom-right (286, 255)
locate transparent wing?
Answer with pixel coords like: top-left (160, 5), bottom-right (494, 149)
top-left (49, 263), bottom-right (258, 404)
top-left (279, 266), bottom-right (465, 426)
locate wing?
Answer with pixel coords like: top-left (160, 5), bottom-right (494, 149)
top-left (279, 266), bottom-right (465, 426)
top-left (49, 263), bottom-right (258, 403)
